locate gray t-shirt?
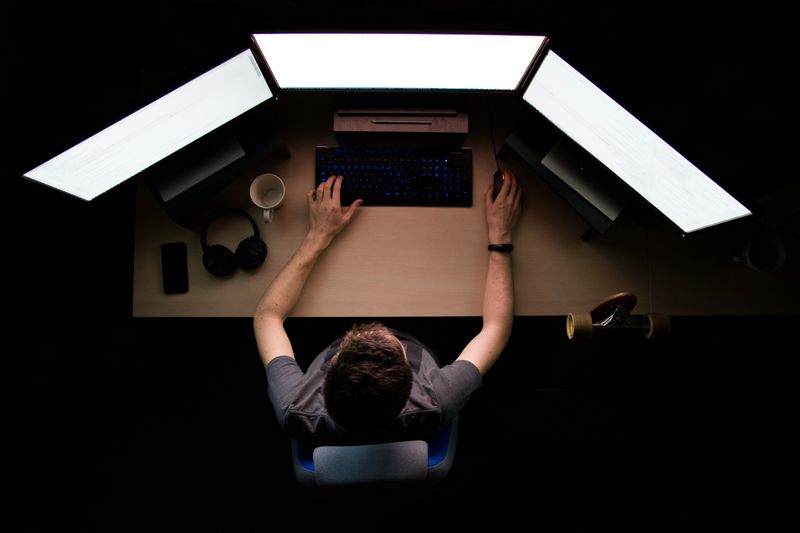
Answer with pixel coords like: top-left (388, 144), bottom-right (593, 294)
top-left (266, 330), bottom-right (481, 445)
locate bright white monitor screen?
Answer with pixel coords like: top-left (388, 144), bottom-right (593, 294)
top-left (523, 50), bottom-right (751, 233)
top-left (24, 49), bottom-right (273, 201)
top-left (252, 33), bottom-right (547, 91)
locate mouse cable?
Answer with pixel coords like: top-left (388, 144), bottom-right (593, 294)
top-left (485, 96), bottom-right (501, 173)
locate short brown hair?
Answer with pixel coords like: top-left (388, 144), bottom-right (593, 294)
top-left (324, 322), bottom-right (412, 433)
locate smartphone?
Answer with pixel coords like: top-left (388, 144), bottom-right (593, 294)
top-left (161, 242), bottom-right (189, 294)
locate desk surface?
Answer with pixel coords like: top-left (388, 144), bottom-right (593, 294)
top-left (132, 94), bottom-right (799, 317)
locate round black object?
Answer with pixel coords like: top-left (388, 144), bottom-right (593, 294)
top-left (200, 207), bottom-right (267, 277)
top-left (203, 244), bottom-right (237, 277)
top-left (236, 236), bottom-right (268, 270)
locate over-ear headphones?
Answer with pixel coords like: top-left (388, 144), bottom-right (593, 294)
top-left (200, 207), bottom-right (267, 277)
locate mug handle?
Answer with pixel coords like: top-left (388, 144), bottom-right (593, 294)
top-left (263, 208), bottom-right (274, 223)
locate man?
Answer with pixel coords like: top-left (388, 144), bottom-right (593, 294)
top-left (254, 172), bottom-right (522, 444)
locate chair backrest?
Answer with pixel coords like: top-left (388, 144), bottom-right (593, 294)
top-left (292, 416), bottom-right (459, 486)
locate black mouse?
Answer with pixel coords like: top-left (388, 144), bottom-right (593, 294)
top-left (492, 170), bottom-right (505, 200)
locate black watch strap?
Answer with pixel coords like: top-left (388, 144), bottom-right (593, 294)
top-left (488, 243), bottom-right (514, 252)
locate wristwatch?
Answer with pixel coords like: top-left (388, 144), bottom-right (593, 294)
top-left (487, 243), bottom-right (514, 252)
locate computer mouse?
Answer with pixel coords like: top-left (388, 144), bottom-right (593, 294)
top-left (492, 170), bottom-right (505, 200)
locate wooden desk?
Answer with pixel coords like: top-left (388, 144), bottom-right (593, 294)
top-left (132, 94), bottom-right (800, 317)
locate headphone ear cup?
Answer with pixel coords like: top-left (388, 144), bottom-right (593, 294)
top-left (203, 244), bottom-right (236, 277)
top-left (235, 236), bottom-right (268, 270)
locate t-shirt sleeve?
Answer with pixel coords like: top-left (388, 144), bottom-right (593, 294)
top-left (432, 360), bottom-right (482, 423)
top-left (265, 356), bottom-right (305, 428)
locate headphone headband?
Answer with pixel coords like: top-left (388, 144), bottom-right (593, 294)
top-left (200, 207), bottom-right (260, 250)
top-left (199, 206), bottom-right (267, 277)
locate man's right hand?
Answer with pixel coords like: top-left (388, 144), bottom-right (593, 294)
top-left (307, 175), bottom-right (364, 248)
top-left (484, 170), bottom-right (522, 243)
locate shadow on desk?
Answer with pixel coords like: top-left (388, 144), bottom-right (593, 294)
top-left (18, 313), bottom-right (795, 529)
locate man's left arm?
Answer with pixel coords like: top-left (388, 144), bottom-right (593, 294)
top-left (253, 176), bottom-right (362, 367)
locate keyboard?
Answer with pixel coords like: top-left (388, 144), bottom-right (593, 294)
top-left (315, 146), bottom-right (472, 207)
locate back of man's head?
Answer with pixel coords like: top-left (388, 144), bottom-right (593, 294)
top-left (324, 322), bottom-right (413, 433)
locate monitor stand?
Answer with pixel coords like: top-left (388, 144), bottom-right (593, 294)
top-left (499, 120), bottom-right (632, 241)
top-left (141, 106), bottom-right (289, 230)
top-left (148, 129), bottom-right (245, 204)
top-left (332, 94), bottom-right (468, 148)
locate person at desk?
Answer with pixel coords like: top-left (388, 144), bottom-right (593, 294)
top-left (253, 172), bottom-right (522, 444)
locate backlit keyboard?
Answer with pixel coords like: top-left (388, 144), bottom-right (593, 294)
top-left (315, 146), bottom-right (472, 206)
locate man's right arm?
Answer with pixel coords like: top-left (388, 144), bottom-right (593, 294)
top-left (455, 171), bottom-right (522, 375)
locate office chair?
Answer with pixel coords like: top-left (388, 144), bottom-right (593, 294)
top-left (291, 416), bottom-right (458, 486)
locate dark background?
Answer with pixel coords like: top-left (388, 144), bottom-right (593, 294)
top-left (7, 1), bottom-right (796, 530)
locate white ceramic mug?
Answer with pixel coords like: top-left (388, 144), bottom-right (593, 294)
top-left (249, 173), bottom-right (285, 222)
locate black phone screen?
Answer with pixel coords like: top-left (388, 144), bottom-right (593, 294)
top-left (161, 242), bottom-right (189, 294)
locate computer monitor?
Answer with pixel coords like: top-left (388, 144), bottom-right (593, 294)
top-left (250, 32), bottom-right (548, 93)
top-left (250, 32), bottom-right (547, 147)
top-left (521, 49), bottom-right (751, 235)
top-left (23, 48), bottom-right (274, 203)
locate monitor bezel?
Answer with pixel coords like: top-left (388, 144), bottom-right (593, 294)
top-left (249, 31), bottom-right (550, 97)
